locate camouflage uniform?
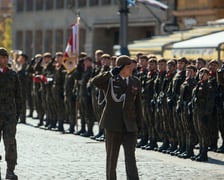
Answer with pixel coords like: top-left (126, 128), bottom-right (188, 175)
top-left (192, 70), bottom-right (215, 161)
top-left (0, 48), bottom-right (22, 179)
top-left (52, 64), bottom-right (66, 131)
top-left (177, 76), bottom-right (197, 158)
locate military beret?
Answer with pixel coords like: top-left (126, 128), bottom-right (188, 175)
top-left (177, 57), bottom-right (188, 64)
top-left (43, 52), bottom-right (52, 57)
top-left (116, 55), bottom-right (132, 66)
top-left (95, 49), bottom-right (104, 55)
top-left (208, 59), bottom-right (219, 66)
top-left (186, 65), bottom-right (197, 72)
top-left (199, 67), bottom-right (209, 74)
top-left (101, 53), bottom-right (111, 59)
top-left (55, 52), bottom-right (63, 56)
top-left (0, 47), bottom-right (8, 57)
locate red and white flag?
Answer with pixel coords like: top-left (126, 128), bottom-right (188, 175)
top-left (64, 23), bottom-right (79, 58)
top-left (137, 0), bottom-right (168, 10)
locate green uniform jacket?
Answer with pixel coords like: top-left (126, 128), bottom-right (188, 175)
top-left (92, 71), bottom-right (143, 132)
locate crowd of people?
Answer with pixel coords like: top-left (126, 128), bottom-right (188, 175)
top-left (12, 49), bottom-right (224, 164)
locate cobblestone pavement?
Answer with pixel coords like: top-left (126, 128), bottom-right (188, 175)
top-left (0, 117), bottom-right (224, 180)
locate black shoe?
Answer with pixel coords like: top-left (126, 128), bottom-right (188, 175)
top-left (90, 133), bottom-right (103, 140)
top-left (216, 145), bottom-right (224, 153)
top-left (96, 135), bottom-right (105, 141)
top-left (81, 131), bottom-right (93, 137)
top-left (6, 170), bottom-right (18, 180)
top-left (195, 154), bottom-right (208, 162)
top-left (136, 139), bottom-right (148, 148)
top-left (19, 121), bottom-right (26, 124)
top-left (37, 122), bottom-right (43, 127)
top-left (74, 129), bottom-right (86, 135)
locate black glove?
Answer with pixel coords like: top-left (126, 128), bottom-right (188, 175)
top-left (111, 65), bottom-right (124, 76)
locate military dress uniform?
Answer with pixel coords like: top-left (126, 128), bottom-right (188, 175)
top-left (92, 55), bottom-right (143, 180)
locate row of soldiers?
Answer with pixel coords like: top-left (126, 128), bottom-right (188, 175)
top-left (12, 49), bottom-right (224, 162)
top-left (135, 53), bottom-right (224, 162)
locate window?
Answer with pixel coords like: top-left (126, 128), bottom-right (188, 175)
top-left (16, 31), bottom-right (23, 50)
top-left (66, 0), bottom-right (75, 9)
top-left (56, 0), bottom-right (64, 9)
top-left (36, 0), bottom-right (43, 11)
top-left (89, 0), bottom-right (98, 6)
top-left (102, 0), bottom-right (111, 5)
top-left (25, 31), bottom-right (33, 58)
top-left (45, 30), bottom-right (53, 52)
top-left (78, 0), bottom-right (86, 7)
top-left (55, 29), bottom-right (63, 52)
top-left (46, 0), bottom-right (54, 10)
top-left (35, 30), bottom-right (43, 53)
top-left (25, 0), bottom-right (33, 11)
top-left (16, 0), bottom-right (24, 12)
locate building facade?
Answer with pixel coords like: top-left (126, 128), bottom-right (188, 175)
top-left (173, 0), bottom-right (224, 28)
top-left (12, 0), bottom-right (173, 58)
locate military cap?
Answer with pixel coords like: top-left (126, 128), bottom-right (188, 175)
top-left (95, 49), bottom-right (104, 55)
top-left (158, 58), bottom-right (167, 63)
top-left (177, 57), bottom-right (188, 64)
top-left (130, 57), bottom-right (137, 64)
top-left (101, 53), bottom-right (111, 59)
top-left (79, 52), bottom-right (87, 58)
top-left (111, 56), bottom-right (117, 60)
top-left (55, 52), bottom-right (63, 56)
top-left (116, 55), bottom-right (132, 66)
top-left (208, 59), bottom-right (219, 66)
top-left (186, 65), bottom-right (197, 72)
top-left (43, 52), bottom-right (52, 57)
top-left (136, 52), bottom-right (143, 57)
top-left (148, 58), bottom-right (157, 64)
top-left (199, 67), bottom-right (209, 74)
top-left (19, 53), bottom-right (28, 61)
top-left (139, 55), bottom-right (149, 61)
top-left (147, 54), bottom-right (157, 60)
top-left (84, 56), bottom-right (93, 61)
top-left (35, 54), bottom-right (42, 59)
top-left (167, 59), bottom-right (176, 66)
top-left (196, 57), bottom-right (206, 65)
top-left (0, 47), bottom-right (8, 57)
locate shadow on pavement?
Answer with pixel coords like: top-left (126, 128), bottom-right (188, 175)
top-left (208, 157), bottom-right (224, 165)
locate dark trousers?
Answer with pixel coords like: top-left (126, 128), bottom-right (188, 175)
top-left (0, 112), bottom-right (17, 170)
top-left (105, 129), bottom-right (139, 180)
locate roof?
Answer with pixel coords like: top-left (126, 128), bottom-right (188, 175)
top-left (172, 31), bottom-right (224, 49)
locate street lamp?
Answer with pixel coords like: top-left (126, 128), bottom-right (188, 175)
top-left (119, 0), bottom-right (130, 56)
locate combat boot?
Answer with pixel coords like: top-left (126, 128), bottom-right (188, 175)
top-left (195, 147), bottom-right (208, 162)
top-left (6, 164), bottom-right (17, 180)
top-left (191, 147), bottom-right (202, 161)
top-left (180, 145), bottom-right (194, 159)
top-left (158, 140), bottom-right (169, 152)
